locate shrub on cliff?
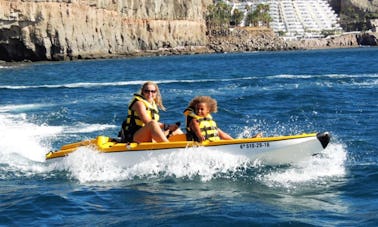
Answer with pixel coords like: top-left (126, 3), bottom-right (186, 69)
top-left (245, 4), bottom-right (272, 27)
top-left (206, 1), bottom-right (232, 33)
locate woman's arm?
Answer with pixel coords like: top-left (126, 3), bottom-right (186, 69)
top-left (218, 128), bottom-right (233, 140)
top-left (132, 101), bottom-right (152, 124)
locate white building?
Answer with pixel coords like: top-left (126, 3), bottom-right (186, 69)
top-left (226, 0), bottom-right (343, 38)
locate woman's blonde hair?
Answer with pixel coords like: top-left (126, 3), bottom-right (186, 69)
top-left (188, 96), bottom-right (218, 113)
top-left (140, 81), bottom-right (166, 111)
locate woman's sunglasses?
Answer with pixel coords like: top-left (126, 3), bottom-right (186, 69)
top-left (144, 89), bottom-right (156, 94)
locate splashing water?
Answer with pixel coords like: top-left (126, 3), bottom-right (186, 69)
top-left (0, 113), bottom-right (59, 163)
top-left (261, 143), bottom-right (347, 189)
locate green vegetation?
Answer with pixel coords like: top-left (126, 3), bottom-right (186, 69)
top-left (245, 4), bottom-right (272, 27)
top-left (231, 9), bottom-right (244, 26)
top-left (321, 29), bottom-right (337, 37)
top-left (277, 31), bottom-right (285, 36)
top-left (206, 1), bottom-right (271, 34)
top-left (205, 2), bottom-right (232, 31)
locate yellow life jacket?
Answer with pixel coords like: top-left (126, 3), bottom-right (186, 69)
top-left (184, 107), bottom-right (197, 134)
top-left (184, 108), bottom-right (220, 142)
top-left (119, 94), bottom-right (159, 142)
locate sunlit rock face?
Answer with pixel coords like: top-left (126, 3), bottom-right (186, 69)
top-left (0, 0), bottom-right (211, 61)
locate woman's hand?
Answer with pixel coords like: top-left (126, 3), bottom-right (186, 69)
top-left (168, 123), bottom-right (179, 132)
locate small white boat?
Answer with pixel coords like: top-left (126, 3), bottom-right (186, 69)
top-left (45, 132), bottom-right (330, 167)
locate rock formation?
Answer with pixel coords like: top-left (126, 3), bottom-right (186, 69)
top-left (208, 28), bottom-right (289, 53)
top-left (208, 28), bottom-right (377, 53)
top-left (0, 0), bottom-right (377, 62)
top-left (328, 0), bottom-right (378, 31)
top-left (0, 0), bottom-right (211, 61)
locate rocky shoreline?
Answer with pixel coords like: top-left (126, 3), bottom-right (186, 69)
top-left (1, 29), bottom-right (377, 64)
top-left (118, 29), bottom-right (378, 57)
top-left (0, 0), bottom-right (377, 63)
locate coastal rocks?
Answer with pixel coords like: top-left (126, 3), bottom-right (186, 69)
top-left (288, 32), bottom-right (378, 49)
top-left (288, 33), bottom-right (360, 50)
top-left (357, 32), bottom-right (378, 46)
top-left (208, 28), bottom-right (289, 53)
top-left (0, 0), bottom-right (211, 61)
top-left (208, 28), bottom-right (378, 53)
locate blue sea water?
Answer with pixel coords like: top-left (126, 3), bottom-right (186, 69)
top-left (0, 48), bottom-right (377, 226)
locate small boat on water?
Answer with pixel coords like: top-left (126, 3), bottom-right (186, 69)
top-left (45, 132), bottom-right (330, 167)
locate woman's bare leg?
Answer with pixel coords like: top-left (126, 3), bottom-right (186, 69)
top-left (133, 121), bottom-right (168, 143)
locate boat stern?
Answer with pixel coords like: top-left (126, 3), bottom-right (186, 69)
top-left (316, 132), bottom-right (331, 149)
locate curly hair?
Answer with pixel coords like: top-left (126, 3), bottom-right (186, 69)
top-left (188, 96), bottom-right (218, 113)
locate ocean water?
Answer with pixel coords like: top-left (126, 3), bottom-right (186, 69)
top-left (1, 48), bottom-right (377, 226)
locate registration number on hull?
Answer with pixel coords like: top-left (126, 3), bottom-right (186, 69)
top-left (240, 142), bottom-right (270, 149)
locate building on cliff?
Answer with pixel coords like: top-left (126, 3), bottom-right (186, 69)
top-left (226, 0), bottom-right (343, 39)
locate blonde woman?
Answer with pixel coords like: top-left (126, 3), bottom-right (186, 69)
top-left (119, 81), bottom-right (181, 143)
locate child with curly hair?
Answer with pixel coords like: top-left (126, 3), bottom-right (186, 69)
top-left (184, 96), bottom-right (233, 142)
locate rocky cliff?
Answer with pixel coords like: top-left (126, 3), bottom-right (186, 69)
top-left (0, 0), bottom-right (211, 61)
top-left (0, 0), bottom-right (377, 62)
top-left (328, 0), bottom-right (378, 31)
